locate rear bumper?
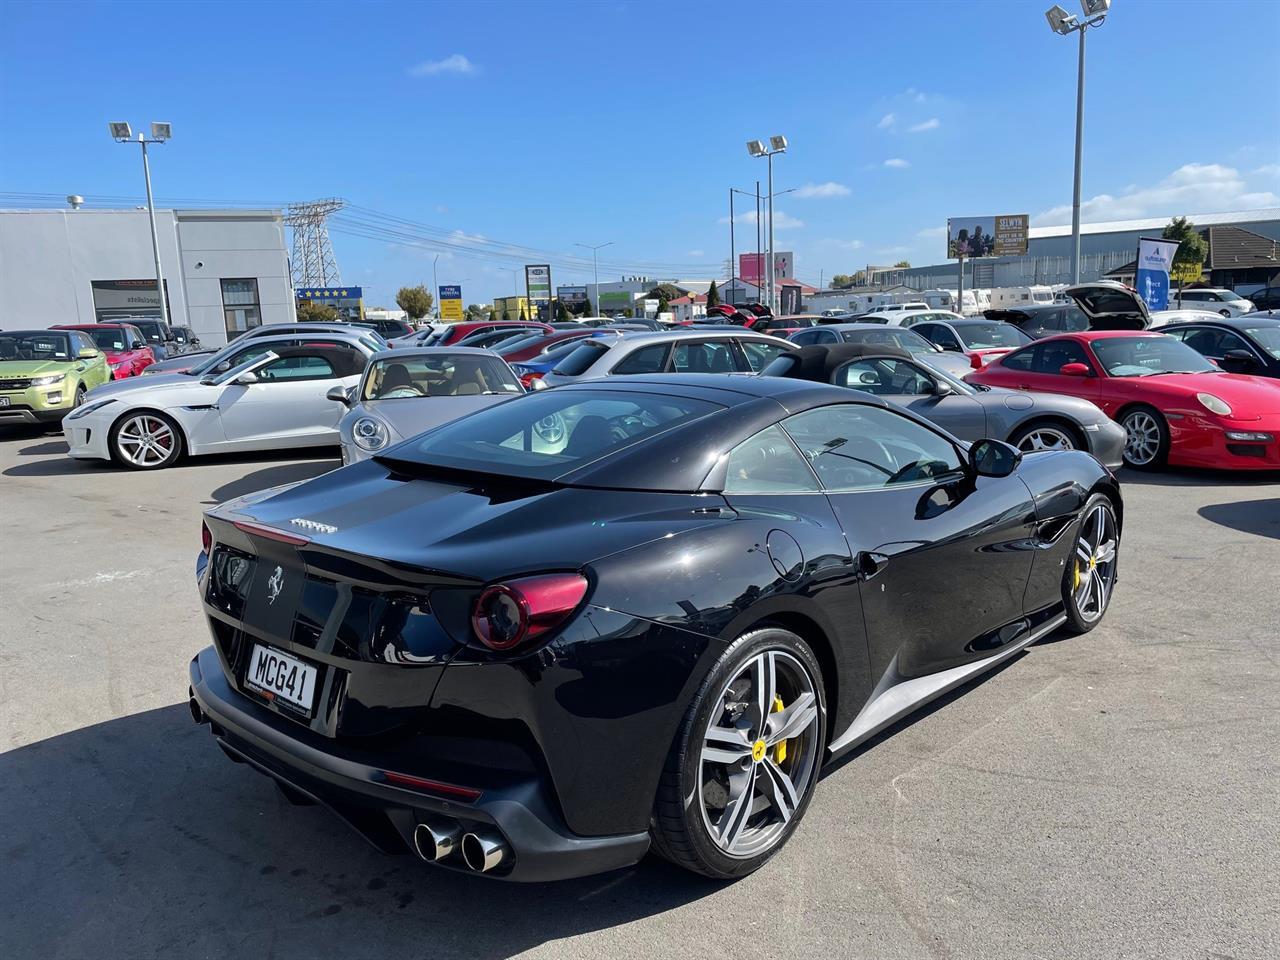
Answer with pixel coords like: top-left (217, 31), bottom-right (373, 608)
top-left (188, 646), bottom-right (650, 882)
top-left (1087, 419), bottom-right (1128, 470)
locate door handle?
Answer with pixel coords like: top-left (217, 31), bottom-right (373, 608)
top-left (1017, 383), bottom-right (1031, 390)
top-left (855, 551), bottom-right (889, 581)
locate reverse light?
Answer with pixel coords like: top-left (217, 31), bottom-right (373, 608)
top-left (471, 573), bottom-right (589, 651)
top-left (1196, 393), bottom-right (1232, 416)
top-left (1225, 431), bottom-right (1273, 442)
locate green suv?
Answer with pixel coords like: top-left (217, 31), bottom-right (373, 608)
top-left (0, 329), bottom-right (111, 425)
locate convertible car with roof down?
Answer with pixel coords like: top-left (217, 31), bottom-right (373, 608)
top-left (189, 373), bottom-right (1121, 882)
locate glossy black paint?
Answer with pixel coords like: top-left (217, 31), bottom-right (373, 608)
top-left (192, 374), bottom-right (1121, 879)
top-left (1159, 316), bottom-right (1280, 379)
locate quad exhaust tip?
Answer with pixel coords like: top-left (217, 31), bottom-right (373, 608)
top-left (413, 820), bottom-right (462, 863)
top-left (461, 830), bottom-right (509, 874)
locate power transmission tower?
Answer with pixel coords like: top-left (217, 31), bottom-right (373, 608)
top-left (286, 199), bottom-right (345, 287)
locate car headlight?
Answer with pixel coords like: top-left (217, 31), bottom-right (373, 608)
top-left (1196, 393), bottom-right (1232, 416)
top-left (352, 416), bottom-right (389, 451)
top-left (65, 398), bottom-right (116, 421)
top-left (31, 374), bottom-right (65, 387)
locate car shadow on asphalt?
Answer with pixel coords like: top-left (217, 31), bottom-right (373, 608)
top-left (1116, 466), bottom-right (1280, 486)
top-left (17, 439), bottom-right (69, 456)
top-left (206, 455), bottom-right (340, 503)
top-left (0, 704), bottom-right (719, 959)
top-left (1198, 498), bottom-right (1280, 540)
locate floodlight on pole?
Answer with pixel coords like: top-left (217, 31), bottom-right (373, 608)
top-left (109, 120), bottom-right (173, 328)
top-left (1044, 0), bottom-right (1112, 284)
top-left (745, 135), bottom-right (788, 311)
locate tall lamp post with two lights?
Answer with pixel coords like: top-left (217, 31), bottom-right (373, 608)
top-left (746, 136), bottom-right (787, 312)
top-left (109, 121), bottom-right (173, 328)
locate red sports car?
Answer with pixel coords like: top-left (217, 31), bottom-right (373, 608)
top-left (51, 323), bottom-right (155, 379)
top-left (968, 329), bottom-right (1280, 470)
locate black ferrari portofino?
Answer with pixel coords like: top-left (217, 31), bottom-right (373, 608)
top-left (189, 373), bottom-right (1122, 881)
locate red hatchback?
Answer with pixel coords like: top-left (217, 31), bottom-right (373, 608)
top-left (432, 320), bottom-right (552, 347)
top-left (495, 329), bottom-right (601, 363)
top-left (51, 323), bottom-right (155, 379)
top-left (968, 330), bottom-right (1280, 470)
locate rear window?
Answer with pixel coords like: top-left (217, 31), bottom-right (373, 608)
top-left (552, 340), bottom-right (611, 376)
top-left (389, 390), bottom-right (721, 480)
top-left (953, 322), bottom-right (1032, 349)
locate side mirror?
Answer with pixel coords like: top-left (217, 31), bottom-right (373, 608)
top-left (969, 438), bottom-right (1022, 478)
top-left (930, 378), bottom-right (953, 396)
top-left (326, 384), bottom-right (352, 406)
top-left (191, 337), bottom-right (201, 347)
top-left (1059, 362), bottom-right (1091, 377)
top-left (78, 348), bottom-right (99, 360)
top-left (1221, 349), bottom-right (1256, 372)
top-left (235, 371), bottom-right (259, 385)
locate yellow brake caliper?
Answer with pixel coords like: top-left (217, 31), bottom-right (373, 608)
top-left (771, 696), bottom-right (787, 764)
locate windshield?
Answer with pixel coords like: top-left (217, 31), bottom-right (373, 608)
top-left (126, 320), bottom-right (167, 342)
top-left (385, 389), bottom-right (721, 480)
top-left (954, 322), bottom-right (1032, 349)
top-left (839, 328), bottom-right (937, 354)
top-left (0, 331), bottom-right (74, 361)
top-left (552, 340), bottom-right (611, 376)
top-left (1242, 326), bottom-right (1280, 359)
top-left (361, 353), bottom-right (522, 400)
top-left (89, 329), bottom-right (129, 351)
top-left (1091, 336), bottom-right (1215, 377)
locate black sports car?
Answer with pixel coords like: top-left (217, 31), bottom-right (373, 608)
top-left (189, 374), bottom-right (1122, 882)
top-left (1158, 314), bottom-right (1280, 379)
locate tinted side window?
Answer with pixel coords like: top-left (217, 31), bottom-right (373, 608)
top-left (836, 358), bottom-right (935, 396)
top-left (672, 340), bottom-right (736, 373)
top-left (790, 329), bottom-right (820, 346)
top-left (739, 340), bottom-right (789, 372)
top-left (555, 341), bottom-right (613, 376)
top-left (722, 424), bottom-right (819, 494)
top-left (1060, 307), bottom-right (1089, 332)
top-left (611, 343), bottom-right (670, 375)
top-left (1031, 340), bottom-right (1091, 374)
top-left (782, 404), bottom-right (963, 491)
top-left (257, 354), bottom-right (336, 381)
top-left (917, 324), bottom-right (963, 350)
top-left (1000, 347), bottom-right (1035, 371)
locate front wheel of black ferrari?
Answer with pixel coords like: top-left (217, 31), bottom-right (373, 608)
top-left (651, 627), bottom-right (826, 879)
top-left (1062, 493), bottom-right (1120, 635)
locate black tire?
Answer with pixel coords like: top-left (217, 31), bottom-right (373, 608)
top-left (1008, 418), bottom-right (1083, 455)
top-left (651, 626), bottom-right (826, 880)
top-left (72, 383), bottom-right (87, 408)
top-left (1061, 493), bottom-right (1120, 636)
top-left (1219, 309), bottom-right (1231, 318)
top-left (108, 409), bottom-right (184, 470)
top-left (1118, 404), bottom-right (1169, 469)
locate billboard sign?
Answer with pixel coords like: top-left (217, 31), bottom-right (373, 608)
top-left (946, 215), bottom-right (1029, 259)
top-left (557, 285), bottom-right (588, 305)
top-left (1134, 237), bottom-right (1180, 312)
top-left (438, 284), bottom-right (463, 321)
top-left (524, 265), bottom-right (551, 306)
top-left (738, 251), bottom-right (794, 285)
top-left (90, 279), bottom-right (171, 319)
top-left (599, 291), bottom-right (631, 312)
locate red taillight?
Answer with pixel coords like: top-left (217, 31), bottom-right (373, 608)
top-left (232, 520), bottom-right (310, 546)
top-left (201, 520), bottom-right (212, 553)
top-left (380, 770), bottom-right (482, 802)
top-left (969, 353), bottom-right (984, 369)
top-left (519, 371), bottom-right (545, 388)
top-left (471, 573), bottom-right (589, 651)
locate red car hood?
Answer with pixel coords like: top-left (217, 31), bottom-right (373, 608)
top-left (1130, 371), bottom-right (1280, 417)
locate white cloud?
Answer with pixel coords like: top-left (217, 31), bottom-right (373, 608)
top-left (1033, 162), bottom-right (1280, 225)
top-left (917, 226), bottom-right (947, 239)
top-left (718, 210), bottom-right (805, 230)
top-left (408, 54), bottom-right (476, 77)
top-left (793, 181), bottom-right (851, 199)
top-left (908, 118), bottom-right (940, 133)
top-left (1253, 163), bottom-right (1280, 178)
top-left (877, 113), bottom-right (896, 129)
top-left (883, 158), bottom-right (910, 169)
top-left (448, 228), bottom-right (487, 244)
top-left (687, 249), bottom-right (704, 257)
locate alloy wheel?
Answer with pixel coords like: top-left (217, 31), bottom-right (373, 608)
top-left (1072, 503), bottom-right (1118, 623)
top-left (1016, 426), bottom-right (1075, 453)
top-left (698, 650), bottom-right (820, 859)
top-left (1121, 411), bottom-right (1161, 466)
top-left (115, 414), bottom-right (176, 467)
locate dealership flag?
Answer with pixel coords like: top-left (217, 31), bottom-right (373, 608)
top-left (1135, 237), bottom-right (1180, 312)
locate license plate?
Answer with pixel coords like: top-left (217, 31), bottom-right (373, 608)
top-left (244, 644), bottom-right (318, 718)
top-left (0, 397), bottom-right (9, 407)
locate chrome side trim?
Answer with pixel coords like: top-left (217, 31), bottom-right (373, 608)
top-left (827, 614), bottom-right (1067, 755)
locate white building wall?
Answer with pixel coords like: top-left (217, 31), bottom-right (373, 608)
top-left (0, 208), bottom-right (293, 347)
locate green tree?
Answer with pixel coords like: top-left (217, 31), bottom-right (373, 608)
top-left (1162, 217), bottom-right (1207, 302)
top-left (831, 274), bottom-right (855, 289)
top-left (519, 306), bottom-right (528, 321)
top-left (894, 260), bottom-right (911, 269)
top-left (582, 297), bottom-right (595, 316)
top-left (489, 306), bottom-right (498, 321)
top-left (395, 285), bottom-right (434, 321)
top-left (295, 299), bottom-right (339, 321)
top-left (465, 303), bottom-right (486, 321)
top-left (706, 280), bottom-right (720, 308)
top-left (555, 299), bottom-right (570, 321)
top-left (502, 309), bottom-right (512, 322)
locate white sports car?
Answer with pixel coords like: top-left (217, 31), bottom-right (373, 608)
top-left (64, 342), bottom-right (367, 469)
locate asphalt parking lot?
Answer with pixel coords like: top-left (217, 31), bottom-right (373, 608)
top-left (1, 426), bottom-right (1276, 960)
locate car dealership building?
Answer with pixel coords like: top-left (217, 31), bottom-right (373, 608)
top-left (0, 207), bottom-right (295, 347)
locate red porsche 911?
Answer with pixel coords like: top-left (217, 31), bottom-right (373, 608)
top-left (968, 330), bottom-right (1280, 470)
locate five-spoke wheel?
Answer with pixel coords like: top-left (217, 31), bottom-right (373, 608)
top-left (1120, 407), bottom-right (1168, 469)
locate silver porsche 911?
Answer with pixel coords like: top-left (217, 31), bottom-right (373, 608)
top-left (332, 347), bottom-right (524, 463)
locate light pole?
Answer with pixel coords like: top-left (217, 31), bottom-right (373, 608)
top-left (747, 136), bottom-right (787, 312)
top-left (731, 185), bottom-right (797, 305)
top-left (1045, 1), bottom-right (1112, 284)
top-left (575, 241), bottom-right (613, 316)
top-left (433, 254), bottom-right (440, 319)
top-left (109, 121), bottom-right (173, 328)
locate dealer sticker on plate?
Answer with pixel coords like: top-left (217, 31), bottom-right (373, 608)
top-left (244, 644), bottom-right (318, 718)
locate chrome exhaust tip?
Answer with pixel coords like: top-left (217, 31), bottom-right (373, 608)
top-left (413, 820), bottom-right (462, 862)
top-left (189, 695), bottom-right (207, 725)
top-left (460, 830), bottom-right (509, 874)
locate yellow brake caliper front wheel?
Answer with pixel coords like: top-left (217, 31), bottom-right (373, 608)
top-left (771, 696), bottom-right (787, 764)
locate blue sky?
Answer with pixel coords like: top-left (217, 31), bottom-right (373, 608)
top-left (3, 0), bottom-right (1278, 306)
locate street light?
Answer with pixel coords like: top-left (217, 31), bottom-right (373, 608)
top-left (1044, 0), bottom-right (1112, 284)
top-left (108, 120), bottom-right (173, 328)
top-left (575, 241), bottom-right (613, 315)
top-left (433, 254), bottom-right (440, 319)
top-left (746, 135), bottom-right (787, 311)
